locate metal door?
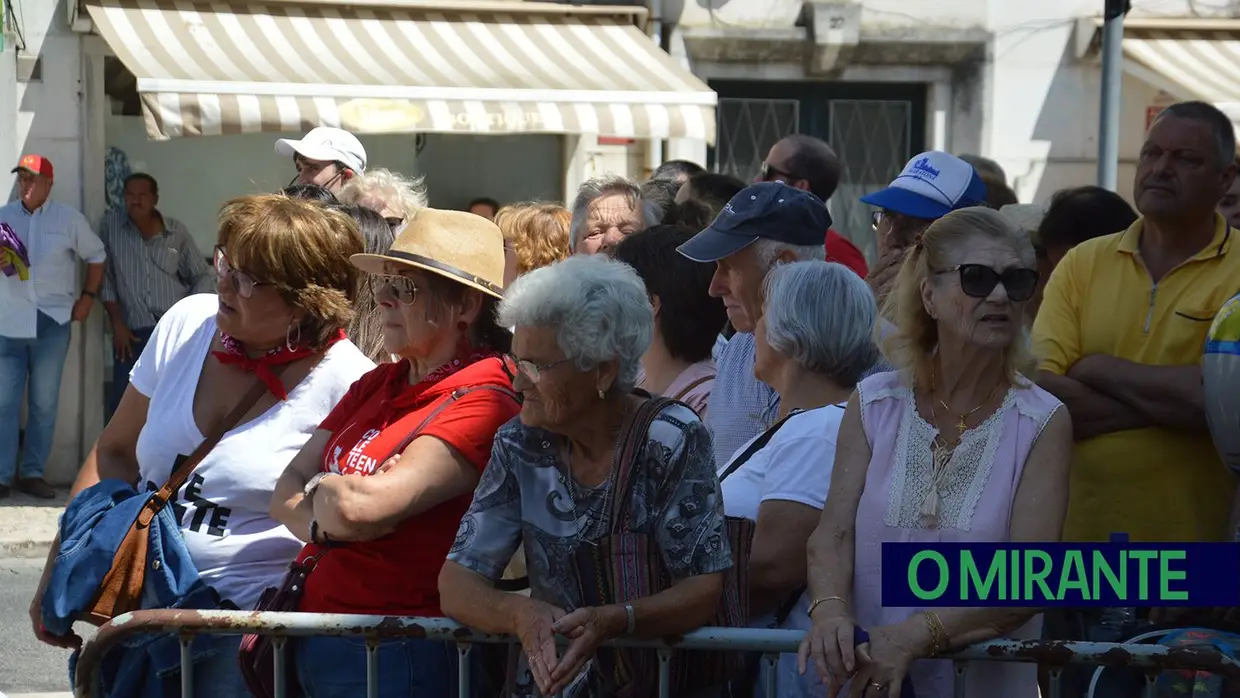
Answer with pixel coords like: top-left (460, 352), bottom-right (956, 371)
top-left (828, 99), bottom-right (914, 261)
top-left (713, 98), bottom-right (800, 183)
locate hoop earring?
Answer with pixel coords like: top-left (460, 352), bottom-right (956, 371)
top-left (285, 322), bottom-right (302, 352)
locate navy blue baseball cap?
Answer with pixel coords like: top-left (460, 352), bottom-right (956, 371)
top-left (677, 182), bottom-right (832, 263)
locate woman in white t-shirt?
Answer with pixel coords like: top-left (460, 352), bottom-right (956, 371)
top-left (29, 195), bottom-right (375, 696)
top-left (719, 261), bottom-right (879, 697)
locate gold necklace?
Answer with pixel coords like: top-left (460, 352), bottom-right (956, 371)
top-left (919, 378), bottom-right (1004, 528)
top-left (934, 380), bottom-right (1003, 437)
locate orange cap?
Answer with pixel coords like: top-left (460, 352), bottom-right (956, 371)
top-left (12, 154), bottom-right (53, 179)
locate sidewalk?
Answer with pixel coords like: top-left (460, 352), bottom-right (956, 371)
top-left (0, 488), bottom-right (67, 559)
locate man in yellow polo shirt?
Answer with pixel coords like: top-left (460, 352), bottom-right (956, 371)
top-left (1033, 100), bottom-right (1239, 546)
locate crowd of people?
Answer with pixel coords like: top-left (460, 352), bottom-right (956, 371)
top-left (2, 97), bottom-right (1238, 698)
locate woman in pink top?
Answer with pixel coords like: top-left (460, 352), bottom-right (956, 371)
top-left (615, 225), bottom-right (727, 416)
top-left (798, 207), bottom-right (1073, 697)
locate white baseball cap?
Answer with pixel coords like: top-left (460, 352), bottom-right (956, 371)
top-left (274, 127), bottom-right (367, 174)
top-left (861, 151), bottom-right (987, 220)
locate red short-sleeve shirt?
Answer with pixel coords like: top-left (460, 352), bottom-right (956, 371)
top-left (297, 355), bottom-right (520, 616)
top-left (825, 228), bottom-right (869, 278)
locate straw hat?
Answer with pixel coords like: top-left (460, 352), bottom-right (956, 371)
top-left (351, 208), bottom-right (505, 299)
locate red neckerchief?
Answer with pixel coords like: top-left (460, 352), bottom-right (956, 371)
top-left (212, 329), bottom-right (347, 400)
top-left (378, 341), bottom-right (500, 425)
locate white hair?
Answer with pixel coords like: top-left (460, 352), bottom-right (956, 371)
top-left (338, 168), bottom-right (428, 218)
top-left (762, 261), bottom-right (879, 387)
top-left (498, 255), bottom-right (653, 393)
top-left (568, 174), bottom-right (662, 252)
top-left (753, 238), bottom-right (824, 270)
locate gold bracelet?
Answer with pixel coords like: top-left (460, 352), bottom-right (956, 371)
top-left (806, 596), bottom-right (847, 618)
top-left (922, 610), bottom-right (948, 655)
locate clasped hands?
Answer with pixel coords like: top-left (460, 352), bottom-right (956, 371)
top-left (513, 598), bottom-right (626, 696)
top-left (798, 610), bottom-right (921, 698)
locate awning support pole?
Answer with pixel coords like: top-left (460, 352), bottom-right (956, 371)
top-left (1097, 0), bottom-right (1130, 191)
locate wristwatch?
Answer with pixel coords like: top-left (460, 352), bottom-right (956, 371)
top-left (303, 471), bottom-right (335, 498)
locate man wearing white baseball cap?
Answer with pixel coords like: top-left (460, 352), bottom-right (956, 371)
top-left (275, 127), bottom-right (367, 195)
top-left (862, 151), bottom-right (988, 308)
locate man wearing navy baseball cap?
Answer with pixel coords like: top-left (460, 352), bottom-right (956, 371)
top-left (678, 182), bottom-right (879, 466)
top-left (678, 180), bottom-right (831, 265)
top-left (863, 151), bottom-right (988, 308)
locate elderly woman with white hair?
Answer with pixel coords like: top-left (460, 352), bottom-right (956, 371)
top-left (717, 261), bottom-right (878, 697)
top-left (569, 175), bottom-right (662, 255)
top-left (798, 207), bottom-right (1072, 697)
top-left (337, 167), bottom-right (428, 232)
top-left (440, 254), bottom-right (732, 698)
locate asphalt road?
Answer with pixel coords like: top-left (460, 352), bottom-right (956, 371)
top-left (0, 556), bottom-right (88, 696)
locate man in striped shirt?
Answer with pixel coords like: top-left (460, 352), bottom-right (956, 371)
top-left (0, 155), bottom-right (107, 498)
top-left (99, 173), bottom-right (213, 419)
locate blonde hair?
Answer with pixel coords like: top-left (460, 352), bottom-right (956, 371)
top-left (494, 202), bottom-right (571, 276)
top-left (338, 168), bottom-right (428, 218)
top-left (217, 194), bottom-right (363, 349)
top-left (880, 206), bottom-right (1038, 390)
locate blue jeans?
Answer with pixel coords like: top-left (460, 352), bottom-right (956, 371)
top-left (0, 312), bottom-right (72, 483)
top-left (295, 636), bottom-right (459, 698)
top-left (106, 325), bottom-right (156, 422)
top-left (188, 634), bottom-right (248, 696)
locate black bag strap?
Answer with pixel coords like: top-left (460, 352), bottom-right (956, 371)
top-left (718, 409), bottom-right (802, 483)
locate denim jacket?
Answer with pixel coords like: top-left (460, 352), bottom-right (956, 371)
top-left (43, 478), bottom-right (227, 697)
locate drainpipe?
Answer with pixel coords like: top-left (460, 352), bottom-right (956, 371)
top-left (646, 0), bottom-right (665, 177)
top-left (1096, 0), bottom-right (1130, 191)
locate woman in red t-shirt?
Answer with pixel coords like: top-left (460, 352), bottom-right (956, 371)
top-left (271, 208), bottom-right (521, 698)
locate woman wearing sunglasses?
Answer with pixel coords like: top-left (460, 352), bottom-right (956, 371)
top-left (30, 195), bottom-right (376, 695)
top-left (798, 207), bottom-right (1073, 697)
top-left (270, 208), bottom-right (520, 697)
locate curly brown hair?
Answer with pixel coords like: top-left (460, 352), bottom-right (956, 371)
top-left (493, 202), bottom-right (571, 276)
top-left (217, 194), bottom-right (363, 350)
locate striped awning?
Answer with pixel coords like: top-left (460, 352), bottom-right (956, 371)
top-left (1089, 19), bottom-right (1240, 125)
top-left (85, 0), bottom-right (717, 143)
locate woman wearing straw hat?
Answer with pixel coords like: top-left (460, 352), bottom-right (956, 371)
top-left (271, 208), bottom-right (522, 697)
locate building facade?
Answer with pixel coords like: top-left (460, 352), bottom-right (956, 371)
top-left (2, 0), bottom-right (1236, 483)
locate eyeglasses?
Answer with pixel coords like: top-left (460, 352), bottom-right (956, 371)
top-left (503, 354), bottom-right (573, 383)
top-left (871, 210), bottom-right (885, 230)
top-left (213, 247), bottom-right (269, 298)
top-left (937, 264), bottom-right (1039, 302)
top-left (384, 217), bottom-right (405, 233)
top-left (759, 161), bottom-right (798, 182)
top-left (371, 274), bottom-right (418, 305)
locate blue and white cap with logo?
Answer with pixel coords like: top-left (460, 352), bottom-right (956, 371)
top-left (860, 151), bottom-right (988, 220)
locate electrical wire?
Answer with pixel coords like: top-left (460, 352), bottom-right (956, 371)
top-left (4, 0), bottom-right (27, 52)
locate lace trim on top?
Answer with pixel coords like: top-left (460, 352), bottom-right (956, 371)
top-left (882, 384), bottom-right (1015, 532)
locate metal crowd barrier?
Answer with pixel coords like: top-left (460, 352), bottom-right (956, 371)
top-left (72, 610), bottom-right (1240, 698)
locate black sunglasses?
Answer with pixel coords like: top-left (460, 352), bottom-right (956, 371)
top-left (759, 161), bottom-right (799, 182)
top-left (938, 264), bottom-right (1039, 302)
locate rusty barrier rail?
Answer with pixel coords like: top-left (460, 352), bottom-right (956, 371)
top-left (73, 610), bottom-right (1240, 698)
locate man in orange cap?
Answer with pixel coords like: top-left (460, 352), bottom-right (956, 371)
top-left (0, 154), bottom-right (107, 498)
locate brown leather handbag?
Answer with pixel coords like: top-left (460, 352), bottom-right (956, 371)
top-left (84, 377), bottom-right (271, 625)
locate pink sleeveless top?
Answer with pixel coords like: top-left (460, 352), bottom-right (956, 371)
top-left (851, 371), bottom-right (1063, 698)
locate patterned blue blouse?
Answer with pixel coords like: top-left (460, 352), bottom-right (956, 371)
top-left (448, 400), bottom-right (732, 697)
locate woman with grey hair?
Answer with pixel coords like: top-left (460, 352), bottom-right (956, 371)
top-left (719, 261), bottom-right (877, 697)
top-left (440, 254), bottom-right (733, 698)
top-left (569, 175), bottom-right (662, 255)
